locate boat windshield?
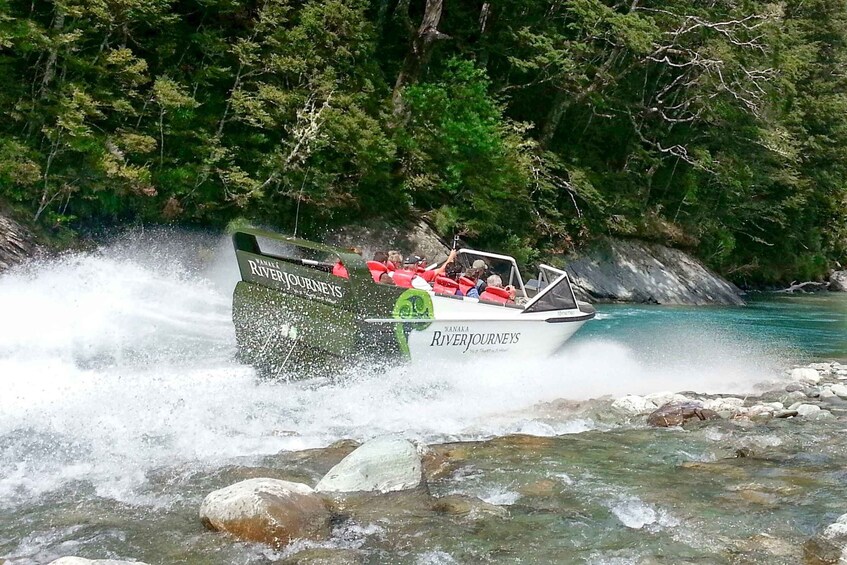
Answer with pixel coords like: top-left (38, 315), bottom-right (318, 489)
top-left (449, 249), bottom-right (527, 298)
top-left (523, 265), bottom-right (578, 313)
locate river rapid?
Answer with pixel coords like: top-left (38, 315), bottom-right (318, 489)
top-left (0, 231), bottom-right (845, 564)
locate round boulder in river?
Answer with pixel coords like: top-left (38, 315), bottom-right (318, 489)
top-left (315, 436), bottom-right (423, 494)
top-left (646, 402), bottom-right (720, 427)
top-left (199, 478), bottom-right (331, 547)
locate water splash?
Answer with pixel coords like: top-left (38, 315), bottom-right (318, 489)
top-left (0, 230), bottom-right (789, 509)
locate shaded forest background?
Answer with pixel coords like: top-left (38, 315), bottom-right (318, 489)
top-left (1, 0), bottom-right (846, 285)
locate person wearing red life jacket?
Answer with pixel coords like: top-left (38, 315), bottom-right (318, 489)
top-left (480, 274), bottom-right (516, 303)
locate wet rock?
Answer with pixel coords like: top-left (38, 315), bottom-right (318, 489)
top-left (280, 548), bottom-right (363, 565)
top-left (784, 390), bottom-right (809, 403)
top-left (810, 362), bottom-right (836, 372)
top-left (792, 368), bottom-right (823, 384)
top-left (746, 405), bottom-right (775, 422)
top-left (646, 402), bottom-right (720, 427)
top-left (519, 479), bottom-right (559, 497)
top-left (431, 494), bottom-right (509, 518)
top-left (611, 395), bottom-right (657, 415)
top-left (775, 410), bottom-right (799, 419)
top-left (49, 557), bottom-right (147, 565)
top-left (734, 533), bottom-right (799, 559)
top-left (786, 382), bottom-right (807, 393)
top-left (820, 389), bottom-right (837, 400)
top-left (796, 404), bottom-right (822, 417)
top-left (803, 514), bottom-right (847, 564)
top-left (420, 445), bottom-right (464, 482)
top-left (315, 436), bottom-right (422, 494)
top-left (703, 397), bottom-right (745, 414)
top-left (829, 270), bottom-right (847, 292)
top-left (645, 392), bottom-right (692, 407)
top-left (199, 478), bottom-right (331, 547)
top-left (830, 384), bottom-right (847, 399)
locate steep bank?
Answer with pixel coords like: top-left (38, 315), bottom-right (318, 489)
top-left (563, 238), bottom-right (745, 306)
top-left (0, 210), bottom-right (37, 271)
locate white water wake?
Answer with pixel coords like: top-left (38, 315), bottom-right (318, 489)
top-left (0, 230), bottom-right (784, 509)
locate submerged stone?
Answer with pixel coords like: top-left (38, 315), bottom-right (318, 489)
top-left (315, 436), bottom-right (422, 494)
top-left (199, 478), bottom-right (331, 548)
top-left (646, 402), bottom-right (720, 427)
top-left (431, 494), bottom-right (509, 519)
top-left (280, 548), bottom-right (363, 564)
top-left (50, 557), bottom-right (147, 565)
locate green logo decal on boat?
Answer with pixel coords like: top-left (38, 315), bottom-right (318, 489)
top-left (392, 289), bottom-right (434, 356)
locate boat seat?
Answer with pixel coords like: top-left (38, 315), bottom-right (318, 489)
top-left (433, 276), bottom-right (460, 295)
top-left (458, 276), bottom-right (476, 295)
top-left (479, 286), bottom-right (512, 304)
top-left (366, 261), bottom-right (388, 282)
top-left (391, 270), bottom-right (415, 288)
top-left (332, 261), bottom-right (349, 279)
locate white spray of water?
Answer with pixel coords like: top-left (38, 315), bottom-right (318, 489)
top-left (0, 230), bottom-right (784, 509)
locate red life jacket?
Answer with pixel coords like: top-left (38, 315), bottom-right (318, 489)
top-left (458, 276), bottom-right (476, 295)
top-left (332, 262), bottom-right (349, 279)
top-left (433, 276), bottom-right (460, 295)
top-left (480, 286), bottom-right (512, 304)
top-left (391, 270), bottom-right (416, 288)
top-left (366, 261), bottom-right (388, 283)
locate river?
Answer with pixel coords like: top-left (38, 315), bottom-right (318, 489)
top-left (1, 231), bottom-right (845, 564)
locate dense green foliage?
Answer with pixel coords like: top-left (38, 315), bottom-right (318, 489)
top-left (1, 0), bottom-right (845, 284)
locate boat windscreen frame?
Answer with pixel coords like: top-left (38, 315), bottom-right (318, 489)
top-left (447, 248), bottom-right (528, 298)
top-left (521, 264), bottom-right (579, 313)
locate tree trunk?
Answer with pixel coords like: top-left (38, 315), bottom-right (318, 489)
top-left (391, 0), bottom-right (448, 123)
top-left (39, 8), bottom-right (65, 98)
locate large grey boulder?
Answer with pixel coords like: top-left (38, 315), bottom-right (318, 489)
top-left (0, 211), bottom-right (37, 271)
top-left (831, 270), bottom-right (847, 292)
top-left (325, 220), bottom-right (451, 265)
top-left (563, 237), bottom-right (744, 305)
top-left (199, 478), bottom-right (331, 547)
top-left (315, 436), bottom-right (423, 494)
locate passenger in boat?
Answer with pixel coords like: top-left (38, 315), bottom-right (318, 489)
top-left (410, 249), bottom-right (458, 283)
top-left (372, 250), bottom-right (389, 264)
top-left (432, 261), bottom-right (464, 296)
top-left (460, 267), bottom-right (482, 299)
top-left (483, 274), bottom-right (517, 303)
top-left (387, 250), bottom-right (404, 270)
top-left (471, 259), bottom-right (489, 293)
top-left (379, 272), bottom-right (394, 285)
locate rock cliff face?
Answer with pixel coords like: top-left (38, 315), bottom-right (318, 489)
top-left (564, 238), bottom-right (745, 305)
top-left (324, 220), bottom-right (451, 264)
top-left (0, 210), bottom-right (37, 271)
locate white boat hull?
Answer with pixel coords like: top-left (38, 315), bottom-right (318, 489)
top-left (368, 293), bottom-right (592, 360)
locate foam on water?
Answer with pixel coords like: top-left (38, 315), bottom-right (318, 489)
top-left (0, 230), bottom-right (785, 509)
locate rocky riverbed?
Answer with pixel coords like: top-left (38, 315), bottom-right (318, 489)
top-left (24, 361), bottom-right (847, 565)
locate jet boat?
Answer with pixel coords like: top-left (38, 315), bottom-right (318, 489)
top-left (231, 228), bottom-right (594, 375)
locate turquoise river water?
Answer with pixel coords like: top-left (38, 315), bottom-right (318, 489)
top-left (0, 232), bottom-right (845, 564)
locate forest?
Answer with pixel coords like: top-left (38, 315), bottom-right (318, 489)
top-left (1, 0), bottom-right (846, 285)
